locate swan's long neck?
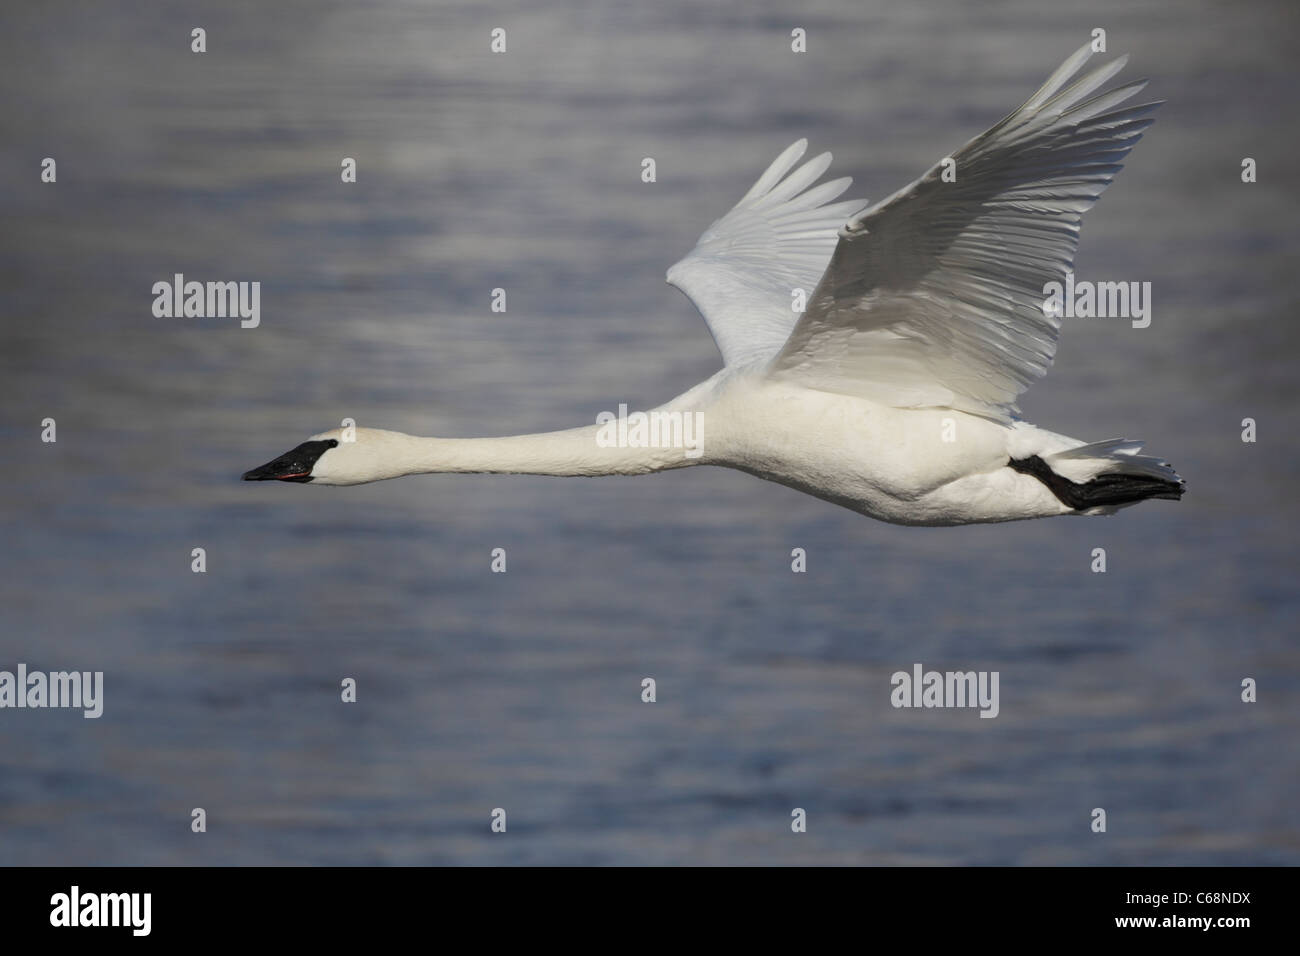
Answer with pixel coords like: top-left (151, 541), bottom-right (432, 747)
top-left (312, 374), bottom-right (727, 485)
top-left (335, 420), bottom-right (706, 483)
top-left (410, 425), bottom-right (695, 476)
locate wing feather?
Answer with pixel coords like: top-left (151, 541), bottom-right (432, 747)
top-left (667, 140), bottom-right (868, 367)
top-left (768, 43), bottom-right (1161, 418)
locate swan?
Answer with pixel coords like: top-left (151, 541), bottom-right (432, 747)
top-left (244, 43), bottom-right (1184, 526)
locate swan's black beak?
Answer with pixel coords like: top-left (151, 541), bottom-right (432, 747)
top-left (242, 439), bottom-right (337, 482)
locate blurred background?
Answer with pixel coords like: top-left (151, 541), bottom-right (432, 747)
top-left (0, 0), bottom-right (1296, 864)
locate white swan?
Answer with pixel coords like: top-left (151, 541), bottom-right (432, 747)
top-left (245, 43), bottom-right (1183, 526)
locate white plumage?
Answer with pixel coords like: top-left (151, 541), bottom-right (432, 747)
top-left (246, 42), bottom-right (1184, 526)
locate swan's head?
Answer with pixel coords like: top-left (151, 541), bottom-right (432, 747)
top-left (242, 427), bottom-right (403, 486)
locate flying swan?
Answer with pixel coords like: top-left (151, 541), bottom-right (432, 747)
top-left (245, 43), bottom-right (1184, 526)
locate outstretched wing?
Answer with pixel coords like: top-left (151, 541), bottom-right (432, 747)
top-left (770, 44), bottom-right (1161, 419)
top-left (667, 140), bottom-right (868, 368)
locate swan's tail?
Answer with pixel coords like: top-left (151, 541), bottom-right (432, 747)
top-left (1010, 439), bottom-right (1184, 514)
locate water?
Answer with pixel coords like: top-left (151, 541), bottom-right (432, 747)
top-left (1, 0), bottom-right (1297, 864)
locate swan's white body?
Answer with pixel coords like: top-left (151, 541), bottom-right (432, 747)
top-left (247, 43), bottom-right (1184, 525)
top-left (300, 376), bottom-right (1127, 525)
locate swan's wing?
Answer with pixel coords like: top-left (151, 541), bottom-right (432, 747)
top-left (769, 45), bottom-right (1160, 419)
top-left (667, 140), bottom-right (869, 367)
